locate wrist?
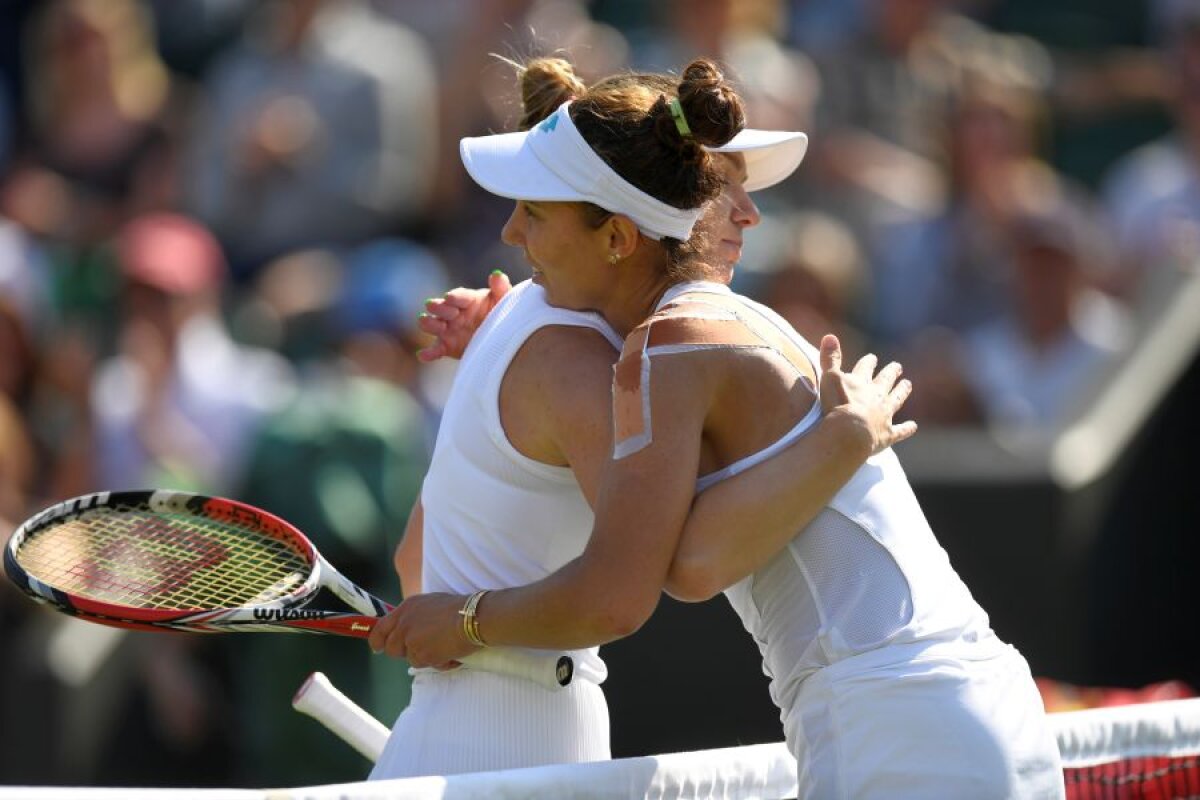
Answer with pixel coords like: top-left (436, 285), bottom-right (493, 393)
top-left (823, 406), bottom-right (876, 461)
top-left (457, 590), bottom-right (490, 647)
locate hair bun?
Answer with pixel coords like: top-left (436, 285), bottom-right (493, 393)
top-left (675, 58), bottom-right (745, 148)
top-left (518, 57), bottom-right (588, 131)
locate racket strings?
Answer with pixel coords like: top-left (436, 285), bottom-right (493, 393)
top-left (16, 508), bottom-right (311, 610)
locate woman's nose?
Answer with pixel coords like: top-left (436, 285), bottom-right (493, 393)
top-left (734, 188), bottom-right (761, 228)
top-left (501, 204), bottom-right (524, 246)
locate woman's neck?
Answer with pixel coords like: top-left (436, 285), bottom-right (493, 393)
top-left (600, 273), bottom-right (674, 337)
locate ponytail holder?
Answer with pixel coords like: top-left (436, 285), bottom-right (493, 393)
top-left (668, 98), bottom-right (692, 138)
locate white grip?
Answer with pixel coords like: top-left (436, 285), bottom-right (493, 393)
top-left (292, 672), bottom-right (389, 762)
top-left (412, 647), bottom-right (576, 690)
top-left (452, 648), bottom-right (575, 691)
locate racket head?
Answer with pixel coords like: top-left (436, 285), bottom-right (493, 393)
top-left (4, 490), bottom-right (322, 628)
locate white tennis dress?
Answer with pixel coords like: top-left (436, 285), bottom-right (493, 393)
top-left (369, 280), bottom-right (620, 779)
top-left (664, 282), bottom-right (1065, 799)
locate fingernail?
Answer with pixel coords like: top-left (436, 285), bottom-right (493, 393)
top-left (490, 269), bottom-right (505, 277)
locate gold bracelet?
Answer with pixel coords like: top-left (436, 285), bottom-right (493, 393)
top-left (457, 590), bottom-right (489, 647)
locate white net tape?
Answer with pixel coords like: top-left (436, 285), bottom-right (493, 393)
top-left (4, 700), bottom-right (1200, 800)
top-left (1052, 696), bottom-right (1200, 769)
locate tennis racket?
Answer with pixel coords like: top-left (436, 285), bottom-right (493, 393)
top-left (293, 672), bottom-right (388, 762)
top-left (3, 489), bottom-right (574, 691)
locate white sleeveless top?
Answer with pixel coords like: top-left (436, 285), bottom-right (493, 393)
top-left (657, 282), bottom-right (1002, 718)
top-left (420, 279), bottom-right (621, 685)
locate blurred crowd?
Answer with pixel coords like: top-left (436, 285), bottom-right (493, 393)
top-left (0, 0), bottom-right (1198, 789)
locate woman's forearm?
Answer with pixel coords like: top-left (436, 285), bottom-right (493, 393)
top-left (667, 409), bottom-right (872, 601)
top-left (474, 552), bottom-right (658, 649)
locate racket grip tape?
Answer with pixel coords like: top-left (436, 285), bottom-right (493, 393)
top-left (292, 671), bottom-right (389, 762)
top-left (458, 648), bottom-right (574, 690)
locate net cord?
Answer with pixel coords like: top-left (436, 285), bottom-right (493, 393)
top-left (3, 699), bottom-right (1199, 799)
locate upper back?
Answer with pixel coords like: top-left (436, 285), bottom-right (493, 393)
top-left (614, 281), bottom-right (820, 480)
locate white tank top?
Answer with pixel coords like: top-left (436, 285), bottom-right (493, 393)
top-left (658, 282), bottom-right (1001, 717)
top-left (420, 280), bottom-right (622, 685)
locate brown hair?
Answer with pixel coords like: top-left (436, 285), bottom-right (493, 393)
top-left (514, 56), bottom-right (746, 279)
top-left (515, 57), bottom-right (588, 132)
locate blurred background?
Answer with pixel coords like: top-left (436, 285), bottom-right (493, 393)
top-left (0, 0), bottom-right (1196, 789)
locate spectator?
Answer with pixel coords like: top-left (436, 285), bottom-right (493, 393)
top-left (90, 212), bottom-right (293, 494)
top-left (907, 167), bottom-right (1132, 430)
top-left (748, 209), bottom-right (871, 355)
top-left (1101, 0), bottom-right (1200, 316)
top-left (183, 0), bottom-right (440, 278)
top-left (2, 0), bottom-right (176, 243)
top-left (0, 393), bottom-right (33, 535)
top-left (959, 175), bottom-right (1130, 431)
top-left (142, 0), bottom-right (257, 79)
top-left (806, 3), bottom-right (1056, 240)
top-left (625, 0), bottom-right (820, 155)
top-left (231, 238), bottom-right (447, 786)
top-left (867, 47), bottom-right (1053, 349)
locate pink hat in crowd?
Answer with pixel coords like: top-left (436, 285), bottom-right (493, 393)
top-left (117, 212), bottom-right (225, 294)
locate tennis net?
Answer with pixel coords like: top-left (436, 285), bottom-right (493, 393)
top-left (3, 698), bottom-right (1198, 799)
top-left (1055, 697), bottom-right (1200, 799)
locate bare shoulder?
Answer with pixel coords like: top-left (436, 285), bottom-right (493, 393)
top-left (501, 324), bottom-right (618, 487)
top-left (513, 324), bottom-right (618, 396)
top-left (502, 324), bottom-right (618, 438)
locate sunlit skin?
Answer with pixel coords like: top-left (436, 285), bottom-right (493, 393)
top-left (500, 199), bottom-right (608, 310)
top-left (704, 155), bottom-right (760, 281)
top-left (497, 153), bottom-right (761, 336)
top-left (371, 145), bottom-right (918, 667)
top-left (417, 154), bottom-right (760, 360)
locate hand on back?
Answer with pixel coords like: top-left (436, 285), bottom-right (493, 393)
top-left (416, 270), bottom-right (513, 362)
top-left (818, 334), bottom-right (917, 457)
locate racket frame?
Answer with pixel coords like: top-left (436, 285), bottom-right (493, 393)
top-left (4, 489), bottom-right (386, 636)
top-left (6, 490), bottom-right (575, 690)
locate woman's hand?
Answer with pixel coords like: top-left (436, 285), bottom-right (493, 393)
top-left (368, 591), bottom-right (477, 668)
top-left (416, 270), bottom-right (512, 362)
top-left (818, 334), bottom-right (917, 457)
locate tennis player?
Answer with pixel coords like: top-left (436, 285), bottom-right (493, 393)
top-left (373, 58), bottom-right (1065, 798)
top-left (367, 58), bottom-right (912, 781)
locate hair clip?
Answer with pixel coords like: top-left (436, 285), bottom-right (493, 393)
top-left (668, 98), bottom-right (692, 138)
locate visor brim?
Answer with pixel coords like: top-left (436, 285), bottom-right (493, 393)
top-left (713, 129), bottom-right (809, 192)
top-left (459, 130), bottom-right (590, 202)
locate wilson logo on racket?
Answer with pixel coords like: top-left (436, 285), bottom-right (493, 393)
top-left (6, 490), bottom-right (574, 691)
top-left (252, 608), bottom-right (330, 621)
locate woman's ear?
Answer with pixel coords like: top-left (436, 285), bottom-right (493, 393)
top-left (606, 215), bottom-right (642, 261)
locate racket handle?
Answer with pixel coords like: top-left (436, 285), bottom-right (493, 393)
top-left (292, 671), bottom-right (389, 762)
top-left (457, 648), bottom-right (574, 691)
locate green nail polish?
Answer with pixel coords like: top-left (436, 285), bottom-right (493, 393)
top-left (490, 269), bottom-right (505, 277)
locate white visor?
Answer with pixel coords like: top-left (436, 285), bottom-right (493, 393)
top-left (713, 129), bottom-right (808, 192)
top-left (459, 102), bottom-right (703, 241)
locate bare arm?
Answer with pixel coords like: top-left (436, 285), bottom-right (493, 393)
top-left (668, 335), bottom-right (915, 601)
top-left (369, 323), bottom-right (621, 659)
top-left (394, 495), bottom-right (424, 598)
top-left (371, 350), bottom-right (711, 662)
top-left (419, 282), bottom-right (910, 600)
top-left (371, 336), bottom-right (915, 663)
